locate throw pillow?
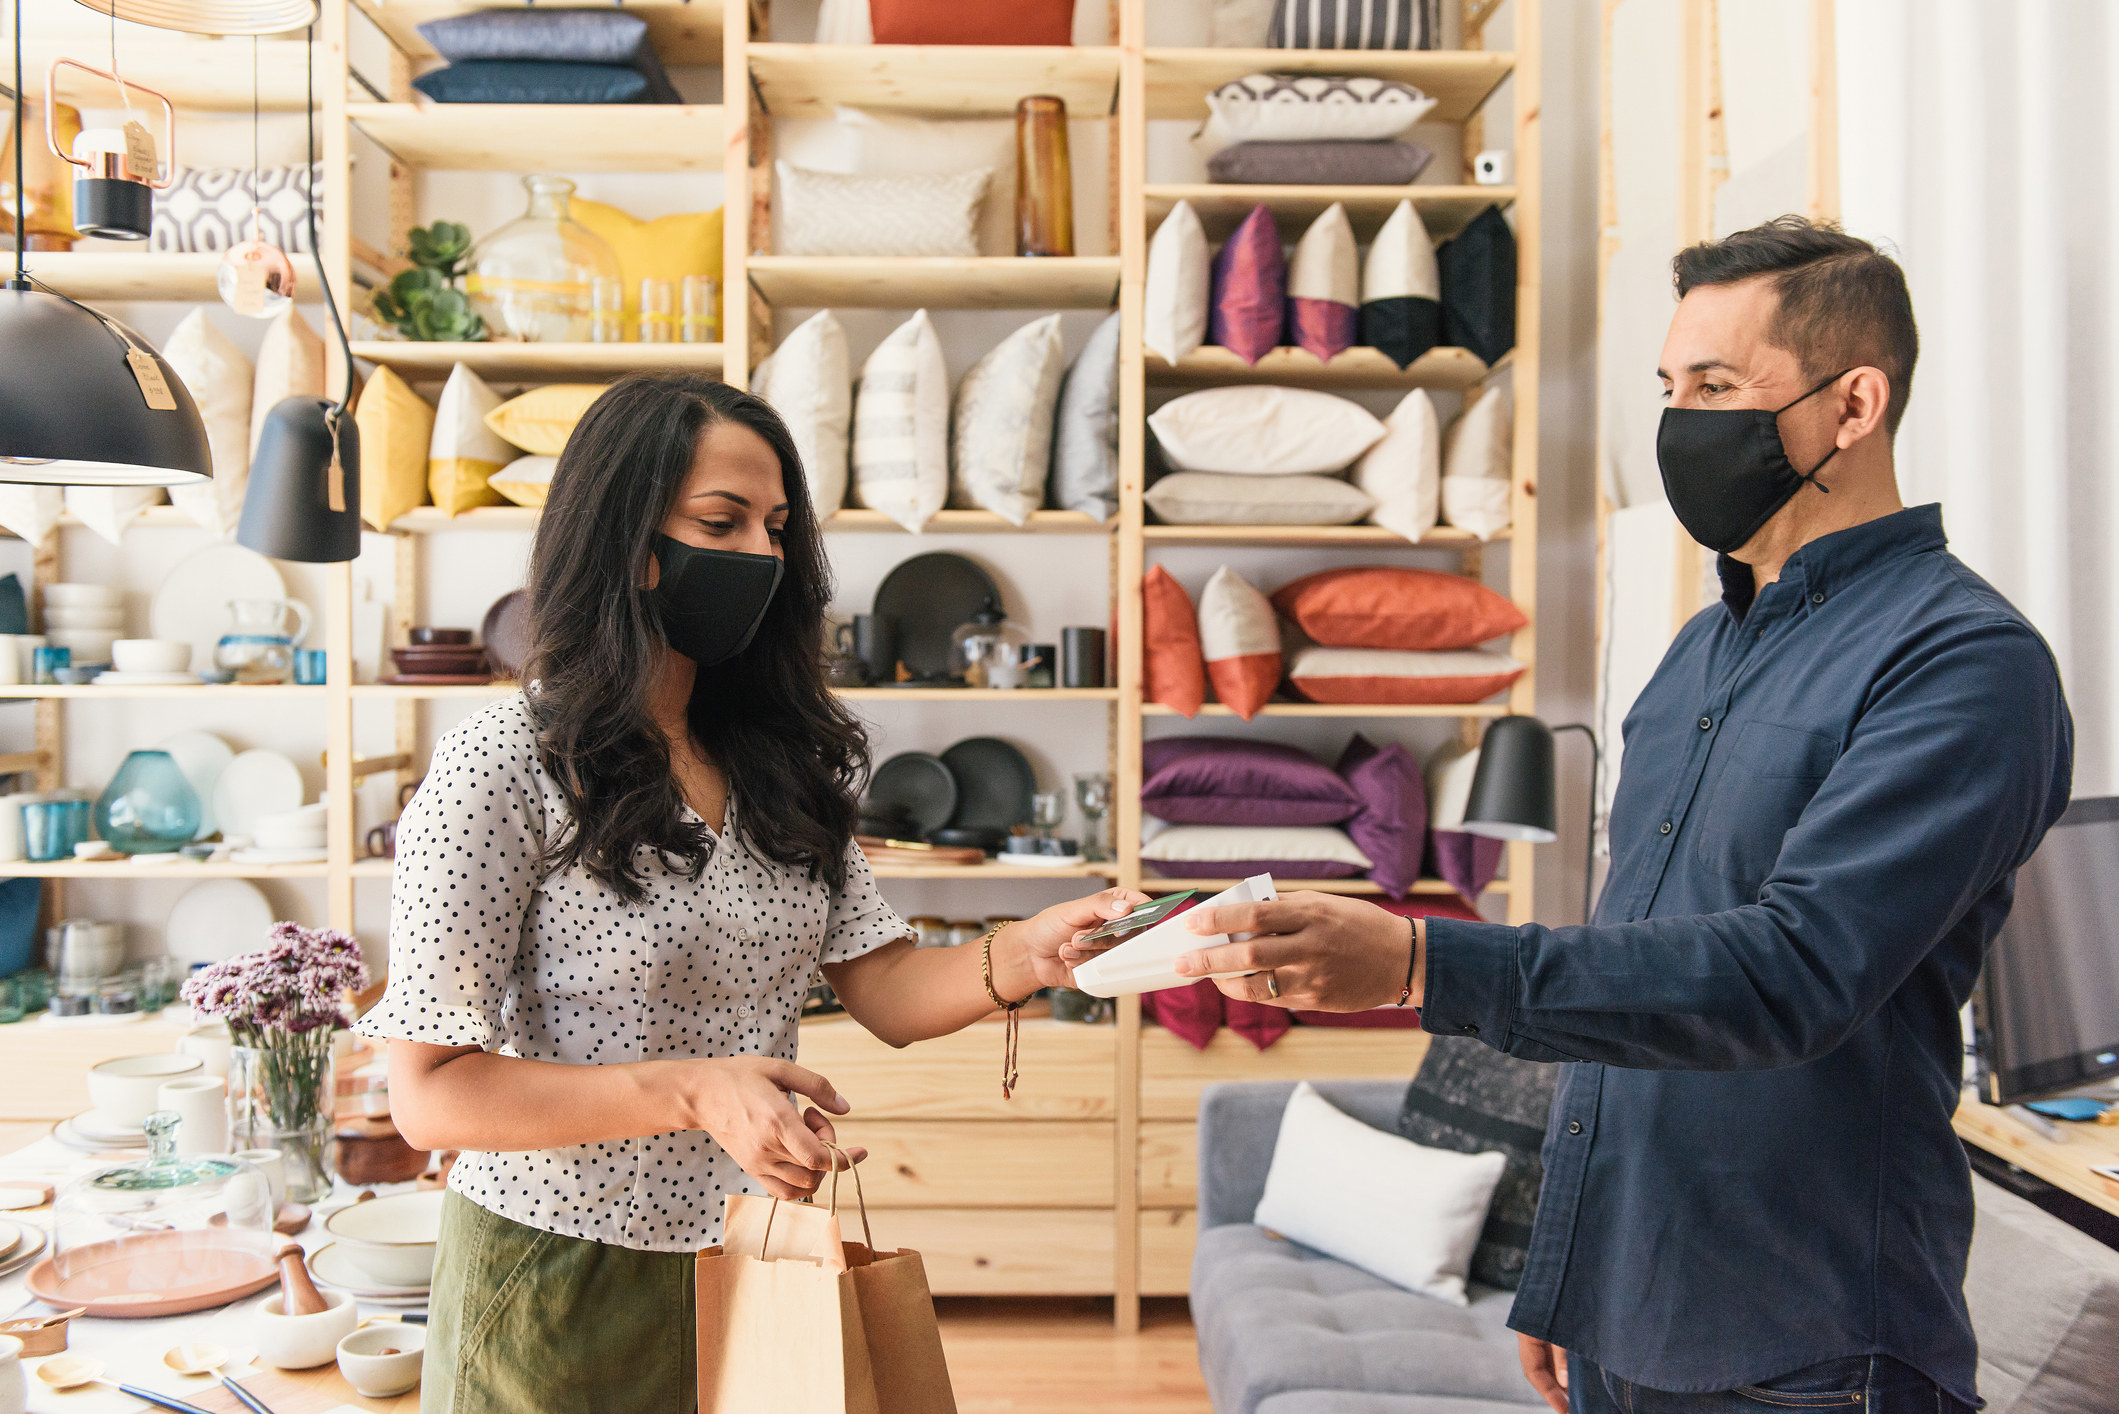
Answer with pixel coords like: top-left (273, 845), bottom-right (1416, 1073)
top-left (1352, 388), bottom-right (1441, 541)
top-left (250, 306), bottom-right (325, 453)
top-left (1271, 565), bottom-right (1527, 651)
top-left (1141, 823), bottom-right (1371, 879)
top-left (412, 62), bottom-right (651, 105)
top-left (1201, 74), bottom-right (1437, 149)
top-left (0, 489), bottom-right (62, 547)
top-left (775, 163), bottom-right (990, 258)
top-left (428, 363), bottom-right (513, 519)
top-left (752, 310), bottom-right (852, 517)
top-left (1441, 385), bottom-right (1512, 540)
top-left (488, 455), bottom-right (557, 509)
top-left (1437, 204), bottom-right (1517, 365)
top-left (485, 383), bottom-right (607, 457)
top-left (1145, 471), bottom-right (1374, 526)
top-left (354, 366), bottom-right (437, 528)
top-left (1197, 565), bottom-right (1281, 720)
top-left (1256, 1082), bottom-right (1507, 1306)
top-left (1286, 202), bottom-right (1358, 363)
top-left (950, 314), bottom-right (1066, 525)
top-left (869, 0), bottom-right (1072, 44)
top-left (1149, 385), bottom-right (1385, 475)
top-left (1142, 737), bottom-right (1361, 827)
top-left (1397, 1037), bottom-right (1557, 1291)
top-left (151, 164), bottom-right (318, 255)
top-left (1209, 204), bottom-right (1285, 365)
top-left (814, 0), bottom-right (870, 42)
top-left (1208, 139), bottom-right (1432, 186)
top-left (417, 6), bottom-right (680, 102)
top-left (839, 107), bottom-right (1017, 257)
top-left (1142, 977), bottom-right (1226, 1050)
top-left (160, 309), bottom-right (252, 537)
top-left (569, 199), bottom-right (722, 339)
top-left (1051, 312), bottom-right (1120, 519)
top-left (64, 487), bottom-right (163, 546)
top-left (1362, 198), bottom-right (1441, 369)
top-left (1209, 0), bottom-right (1278, 46)
top-left (1425, 739), bottom-right (1517, 900)
top-left (851, 309), bottom-right (949, 532)
top-left (1337, 733), bottom-right (1427, 897)
top-left (1142, 565), bottom-right (1206, 717)
top-left (1145, 200), bottom-right (1210, 364)
top-left (1269, 0), bottom-right (1440, 48)
top-left (1285, 645), bottom-right (1525, 704)
top-left (1426, 739), bottom-right (1479, 830)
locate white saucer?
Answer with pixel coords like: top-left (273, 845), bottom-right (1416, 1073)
top-left (52, 1115), bottom-right (147, 1151)
top-left (68, 1109), bottom-right (147, 1143)
top-left (0, 1223), bottom-right (48, 1278)
top-left (1006, 854), bottom-right (1090, 868)
top-left (229, 846), bottom-right (328, 864)
top-left (93, 671), bottom-right (204, 685)
top-left (308, 1241), bottom-right (431, 1298)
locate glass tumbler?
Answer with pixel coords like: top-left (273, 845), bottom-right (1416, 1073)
top-left (1073, 772), bottom-right (1112, 863)
top-left (680, 275), bottom-right (717, 343)
top-left (639, 277), bottom-right (675, 344)
top-left (590, 276), bottom-right (625, 343)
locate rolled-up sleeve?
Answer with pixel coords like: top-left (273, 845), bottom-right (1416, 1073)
top-left (822, 839), bottom-right (911, 965)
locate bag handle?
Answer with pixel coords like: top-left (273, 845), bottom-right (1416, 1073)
top-left (753, 1141), bottom-right (873, 1257)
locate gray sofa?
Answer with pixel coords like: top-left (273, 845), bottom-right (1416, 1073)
top-left (1191, 1080), bottom-right (2119, 1414)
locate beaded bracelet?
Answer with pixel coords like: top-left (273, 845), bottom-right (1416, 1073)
top-left (981, 922), bottom-right (1035, 1099)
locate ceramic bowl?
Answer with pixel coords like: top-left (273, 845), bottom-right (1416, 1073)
top-left (323, 1188), bottom-right (444, 1287)
top-left (253, 1288), bottom-right (358, 1370)
top-left (46, 628), bottom-right (121, 664)
top-left (337, 1322), bottom-right (425, 1397)
top-left (86, 1053), bottom-right (202, 1127)
top-left (252, 813), bottom-right (328, 852)
top-left (110, 639), bottom-right (191, 673)
top-left (408, 627), bottom-right (473, 645)
top-left (44, 606), bottom-right (126, 631)
top-left (41, 583), bottom-right (124, 608)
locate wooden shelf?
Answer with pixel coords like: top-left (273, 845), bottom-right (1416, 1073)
top-left (837, 688), bottom-right (1118, 702)
top-left (348, 103), bottom-right (725, 173)
top-left (352, 682), bottom-right (515, 700)
top-left (0, 685), bottom-right (327, 700)
top-left (868, 860), bottom-right (1119, 881)
top-left (1145, 184), bottom-right (1512, 241)
top-left (19, 253), bottom-right (227, 303)
top-left (1143, 524), bottom-right (1500, 547)
top-left (1146, 345), bottom-right (1493, 390)
top-left (1142, 701), bottom-right (1510, 718)
top-left (25, 14), bottom-right (319, 111)
top-left (747, 257), bottom-right (1122, 310)
top-left (382, 506), bottom-right (1114, 534)
top-left (354, 0), bottom-right (725, 67)
top-left (1142, 875), bottom-right (1508, 896)
top-left (0, 860), bottom-right (330, 879)
top-left (352, 341), bottom-right (725, 380)
top-left (747, 43), bottom-right (1122, 118)
top-left (1143, 48), bottom-right (1514, 124)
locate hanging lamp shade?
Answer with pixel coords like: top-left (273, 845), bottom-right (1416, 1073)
top-left (0, 287), bottom-right (212, 486)
top-left (1460, 714), bottom-right (1559, 844)
top-left (65, 0), bottom-right (317, 36)
top-left (238, 397), bottom-right (361, 562)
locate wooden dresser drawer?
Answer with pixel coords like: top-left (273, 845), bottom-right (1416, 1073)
top-left (1139, 1209), bottom-right (1196, 1297)
top-left (868, 1207), bottom-right (1115, 1295)
top-left (1138, 1121), bottom-right (1196, 1209)
top-left (800, 1016), bottom-right (1116, 1120)
top-left (849, 1121), bottom-right (1113, 1207)
top-left (1139, 1026), bottom-right (1429, 1120)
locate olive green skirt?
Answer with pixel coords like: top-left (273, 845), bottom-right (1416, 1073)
top-left (424, 1189), bottom-right (698, 1414)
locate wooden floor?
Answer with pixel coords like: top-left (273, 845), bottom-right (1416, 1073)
top-left (939, 1298), bottom-right (1213, 1414)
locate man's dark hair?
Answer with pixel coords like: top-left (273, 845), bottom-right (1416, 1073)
top-left (1674, 216), bottom-right (1919, 435)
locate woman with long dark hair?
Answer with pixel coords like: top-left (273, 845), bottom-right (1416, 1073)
top-left (358, 374), bottom-right (1143, 1412)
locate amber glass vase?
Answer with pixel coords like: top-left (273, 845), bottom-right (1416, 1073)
top-left (1014, 95), bottom-right (1073, 258)
top-left (0, 98), bottom-right (83, 251)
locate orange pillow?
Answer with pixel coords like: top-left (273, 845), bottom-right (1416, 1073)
top-left (1197, 566), bottom-right (1280, 721)
top-left (1143, 565), bottom-right (1206, 717)
top-left (1271, 566), bottom-right (1527, 652)
top-left (869, 0), bottom-right (1073, 44)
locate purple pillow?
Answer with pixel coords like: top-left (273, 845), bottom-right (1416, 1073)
top-left (1337, 733), bottom-right (1427, 897)
top-left (1143, 737), bottom-right (1361, 826)
top-left (1144, 859), bottom-right (1362, 879)
top-left (1209, 205), bottom-right (1286, 365)
top-left (1428, 829), bottom-right (1506, 901)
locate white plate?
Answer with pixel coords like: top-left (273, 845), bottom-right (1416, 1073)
top-left (1009, 854), bottom-right (1089, 868)
top-left (51, 1115), bottom-right (148, 1151)
top-left (68, 1109), bottom-right (146, 1143)
top-left (229, 847), bottom-right (327, 864)
top-left (212, 748), bottom-right (304, 843)
top-left (0, 1216), bottom-right (22, 1261)
top-left (0, 1224), bottom-right (48, 1278)
top-left (94, 670), bottom-right (203, 685)
top-left (168, 877), bottom-right (275, 966)
top-left (155, 729), bottom-right (234, 839)
top-left (149, 543), bottom-right (286, 675)
top-left (308, 1241), bottom-right (431, 1298)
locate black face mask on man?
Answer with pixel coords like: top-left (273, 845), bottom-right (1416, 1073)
top-left (1655, 369), bottom-right (1853, 554)
top-left (647, 533), bottom-right (784, 666)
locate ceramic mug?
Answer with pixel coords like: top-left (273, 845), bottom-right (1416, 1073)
top-left (0, 1333), bottom-right (25, 1414)
top-left (178, 1022), bottom-right (233, 1078)
top-left (0, 638), bottom-right (21, 687)
top-left (0, 795), bottom-right (27, 863)
top-left (232, 1148), bottom-right (287, 1209)
top-left (157, 1075), bottom-right (227, 1154)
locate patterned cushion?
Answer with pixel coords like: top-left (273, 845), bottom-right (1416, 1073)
top-left (851, 310), bottom-right (949, 532)
top-left (949, 314), bottom-right (1066, 525)
top-left (151, 164), bottom-right (318, 255)
top-left (1270, 0), bottom-right (1440, 49)
top-left (775, 163), bottom-right (990, 258)
top-left (1208, 140), bottom-right (1433, 186)
top-left (1395, 1037), bottom-right (1556, 1291)
top-left (1203, 74), bottom-right (1438, 148)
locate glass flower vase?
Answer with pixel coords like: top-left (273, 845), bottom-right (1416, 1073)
top-left (466, 175), bottom-right (621, 343)
top-left (227, 1030), bottom-right (337, 1203)
top-left (93, 749), bottom-right (202, 855)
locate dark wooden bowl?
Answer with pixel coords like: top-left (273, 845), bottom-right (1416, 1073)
top-left (334, 1116), bottom-right (431, 1186)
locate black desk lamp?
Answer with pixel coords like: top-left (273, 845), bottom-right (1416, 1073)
top-left (1461, 714), bottom-right (1602, 924)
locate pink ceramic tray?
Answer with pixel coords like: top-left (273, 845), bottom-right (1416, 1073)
top-left (26, 1230), bottom-right (278, 1317)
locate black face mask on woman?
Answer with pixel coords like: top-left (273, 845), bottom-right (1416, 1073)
top-left (647, 533), bottom-right (784, 666)
top-left (1655, 369), bottom-right (1852, 554)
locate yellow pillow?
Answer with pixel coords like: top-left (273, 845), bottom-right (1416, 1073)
top-left (353, 366), bottom-right (435, 530)
top-left (484, 384), bottom-right (609, 457)
top-left (427, 364), bottom-right (513, 516)
top-left (488, 455), bottom-right (558, 509)
top-left (570, 199), bottom-right (723, 339)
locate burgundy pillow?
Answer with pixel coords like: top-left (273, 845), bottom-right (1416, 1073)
top-left (1428, 829), bottom-right (1506, 901)
top-left (1144, 858), bottom-right (1361, 879)
top-left (1142, 979), bottom-right (1224, 1050)
top-left (1142, 737), bottom-right (1361, 827)
top-left (1209, 204), bottom-right (1286, 365)
top-left (1226, 997), bottom-right (1292, 1050)
top-left (1337, 733), bottom-right (1428, 897)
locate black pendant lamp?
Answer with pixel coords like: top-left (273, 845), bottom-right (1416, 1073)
top-left (1461, 714), bottom-right (1604, 924)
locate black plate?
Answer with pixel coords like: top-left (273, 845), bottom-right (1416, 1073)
top-left (872, 552), bottom-right (1000, 681)
top-left (940, 737), bottom-right (1036, 833)
top-left (929, 825), bottom-right (1008, 854)
top-left (867, 752), bottom-right (958, 838)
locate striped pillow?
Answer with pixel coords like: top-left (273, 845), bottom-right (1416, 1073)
top-left (1269, 0), bottom-right (1440, 50)
top-left (851, 310), bottom-right (949, 532)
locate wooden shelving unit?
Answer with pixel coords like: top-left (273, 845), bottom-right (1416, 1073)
top-left (745, 256), bottom-right (1124, 309)
top-left (1143, 183), bottom-right (1511, 239)
top-left (348, 102), bottom-right (727, 173)
top-left (351, 341), bottom-right (726, 379)
top-left (352, 0), bottom-right (724, 66)
top-left (1145, 344), bottom-right (1494, 389)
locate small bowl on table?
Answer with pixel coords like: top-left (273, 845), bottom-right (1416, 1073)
top-left (322, 1187), bottom-right (444, 1287)
top-left (337, 1321), bottom-right (425, 1397)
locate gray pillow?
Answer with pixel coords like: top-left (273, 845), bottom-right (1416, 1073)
top-left (1270, 0), bottom-right (1439, 48)
top-left (412, 62), bottom-right (650, 105)
top-left (1050, 313), bottom-right (1120, 519)
top-left (416, 9), bottom-right (680, 102)
top-left (1208, 140), bottom-right (1433, 187)
top-left (1145, 471), bottom-right (1374, 526)
top-left (1394, 1035), bottom-right (1556, 1290)
top-left (152, 164), bottom-right (319, 254)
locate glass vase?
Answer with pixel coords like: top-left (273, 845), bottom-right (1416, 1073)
top-left (1014, 95), bottom-right (1074, 258)
top-left (227, 1031), bottom-right (336, 1203)
top-left (93, 749), bottom-right (201, 855)
top-left (466, 175), bottom-right (621, 343)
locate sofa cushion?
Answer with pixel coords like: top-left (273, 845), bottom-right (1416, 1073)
top-left (1967, 1174), bottom-right (2119, 1414)
top-left (1260, 1394), bottom-right (1549, 1414)
top-left (1191, 1223), bottom-right (1545, 1414)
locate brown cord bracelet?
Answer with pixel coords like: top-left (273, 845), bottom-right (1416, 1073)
top-left (981, 923), bottom-right (1036, 1099)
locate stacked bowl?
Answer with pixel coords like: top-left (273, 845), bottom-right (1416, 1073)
top-left (42, 584), bottom-right (125, 668)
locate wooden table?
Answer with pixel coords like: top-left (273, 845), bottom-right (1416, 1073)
top-left (1952, 1092), bottom-right (2119, 1217)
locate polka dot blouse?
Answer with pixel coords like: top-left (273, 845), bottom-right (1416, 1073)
top-left (356, 694), bottom-right (908, 1252)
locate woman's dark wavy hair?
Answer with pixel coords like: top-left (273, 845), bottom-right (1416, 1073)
top-left (523, 373), bottom-right (868, 901)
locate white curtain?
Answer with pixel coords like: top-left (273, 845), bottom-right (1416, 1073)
top-left (1839, 0), bottom-right (2119, 797)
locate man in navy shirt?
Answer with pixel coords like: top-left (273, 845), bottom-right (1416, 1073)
top-left (1157, 218), bottom-right (2073, 1412)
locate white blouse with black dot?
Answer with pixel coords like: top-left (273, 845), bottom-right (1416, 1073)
top-left (356, 694), bottom-right (908, 1252)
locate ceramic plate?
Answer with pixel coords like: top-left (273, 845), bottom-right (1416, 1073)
top-left (212, 749), bottom-right (303, 843)
top-left (51, 1116), bottom-right (146, 1151)
top-left (867, 753), bottom-right (958, 838)
top-left (68, 1109), bottom-right (148, 1143)
top-left (168, 878), bottom-right (274, 965)
top-left (940, 737), bottom-right (1036, 832)
top-left (149, 544), bottom-right (287, 675)
top-left (0, 1216), bottom-right (22, 1262)
top-left (154, 729), bottom-right (234, 839)
top-left (872, 552), bottom-right (1000, 681)
top-left (480, 590), bottom-right (531, 680)
top-left (26, 1230), bottom-right (277, 1316)
top-left (0, 1224), bottom-right (48, 1279)
top-left (307, 1242), bottom-right (430, 1298)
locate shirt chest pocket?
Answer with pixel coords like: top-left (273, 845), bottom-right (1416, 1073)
top-left (1692, 720), bottom-right (1839, 890)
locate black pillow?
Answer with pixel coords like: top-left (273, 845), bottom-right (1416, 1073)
top-left (1395, 1035), bottom-right (1556, 1290)
top-left (1436, 204), bottom-right (1517, 366)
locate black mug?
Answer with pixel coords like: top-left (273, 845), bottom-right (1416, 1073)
top-left (1062, 627), bottom-right (1107, 689)
top-left (854, 614), bottom-right (896, 684)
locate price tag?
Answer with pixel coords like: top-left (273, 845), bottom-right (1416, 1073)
top-left (120, 119), bottom-right (158, 184)
top-left (125, 348), bottom-right (178, 411)
top-left (324, 413), bottom-right (346, 512)
top-left (227, 255), bottom-right (270, 317)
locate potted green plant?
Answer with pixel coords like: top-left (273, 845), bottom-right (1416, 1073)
top-left (370, 221), bottom-right (486, 342)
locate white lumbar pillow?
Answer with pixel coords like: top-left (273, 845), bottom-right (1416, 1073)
top-left (753, 310), bottom-right (852, 517)
top-left (1353, 389), bottom-right (1442, 543)
top-left (1255, 1082), bottom-right (1506, 1306)
top-left (1149, 385), bottom-right (1386, 476)
top-left (949, 314), bottom-right (1066, 525)
top-left (852, 309), bottom-right (949, 532)
top-left (1144, 199), bottom-right (1209, 364)
top-left (1138, 824), bottom-right (1372, 871)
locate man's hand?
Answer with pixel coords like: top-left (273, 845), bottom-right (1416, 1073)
top-left (1518, 1334), bottom-right (1569, 1414)
top-left (1171, 892), bottom-right (1421, 1011)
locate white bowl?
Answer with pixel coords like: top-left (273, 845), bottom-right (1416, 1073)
top-left (86, 1052), bottom-right (203, 1127)
top-left (323, 1188), bottom-right (444, 1287)
top-left (253, 812), bottom-right (328, 851)
top-left (41, 583), bottom-right (124, 608)
top-left (44, 606), bottom-right (126, 631)
top-left (46, 628), bottom-right (121, 663)
top-left (337, 1321), bottom-right (425, 1397)
top-left (111, 638), bottom-right (191, 673)
top-left (254, 1288), bottom-right (358, 1370)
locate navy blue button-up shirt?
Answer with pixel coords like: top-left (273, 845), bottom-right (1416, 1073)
top-left (1422, 505), bottom-right (2073, 1402)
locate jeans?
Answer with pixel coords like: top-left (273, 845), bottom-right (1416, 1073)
top-left (1568, 1353), bottom-right (1977, 1414)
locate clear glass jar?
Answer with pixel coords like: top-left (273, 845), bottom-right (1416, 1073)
top-left (466, 176), bottom-right (621, 343)
top-left (227, 1029), bottom-right (337, 1203)
top-left (949, 600), bottom-right (1029, 688)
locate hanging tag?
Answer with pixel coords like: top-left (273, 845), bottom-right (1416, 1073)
top-left (125, 348), bottom-right (178, 411)
top-left (228, 255), bottom-right (270, 318)
top-left (120, 120), bottom-right (158, 184)
top-left (325, 415), bottom-right (347, 512)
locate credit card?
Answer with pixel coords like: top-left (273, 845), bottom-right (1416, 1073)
top-left (1073, 890), bottom-right (1200, 946)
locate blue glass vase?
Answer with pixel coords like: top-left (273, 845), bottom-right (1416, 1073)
top-left (94, 750), bottom-right (202, 855)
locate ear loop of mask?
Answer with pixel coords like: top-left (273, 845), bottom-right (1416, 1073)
top-left (1779, 368), bottom-right (1856, 495)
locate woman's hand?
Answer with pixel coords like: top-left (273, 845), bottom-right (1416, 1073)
top-left (668, 1055), bottom-right (866, 1201)
top-left (998, 885), bottom-right (1152, 997)
top-left (1170, 892), bottom-right (1420, 1012)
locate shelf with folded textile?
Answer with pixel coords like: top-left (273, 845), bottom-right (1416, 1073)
top-left (1145, 185), bottom-right (1514, 241)
top-left (745, 42), bottom-right (1124, 118)
top-left (1143, 47), bottom-right (1514, 124)
top-left (347, 102), bottom-right (727, 173)
top-left (353, 0), bottom-right (726, 67)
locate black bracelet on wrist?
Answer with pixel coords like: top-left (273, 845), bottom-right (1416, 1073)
top-left (1395, 915), bottom-right (1418, 1007)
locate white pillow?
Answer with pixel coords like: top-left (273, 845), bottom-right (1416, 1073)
top-left (1285, 645), bottom-right (1525, 705)
top-left (1139, 824), bottom-right (1373, 871)
top-left (1255, 1082), bottom-right (1506, 1307)
top-left (487, 455), bottom-right (558, 508)
top-left (1201, 74), bottom-right (1439, 151)
top-left (754, 311), bottom-right (852, 517)
top-left (838, 107), bottom-right (1017, 257)
top-left (775, 162), bottom-right (990, 258)
top-left (250, 306), bottom-right (325, 453)
top-left (1146, 472), bottom-right (1373, 526)
top-left (429, 362), bottom-right (514, 479)
top-left (64, 486), bottom-right (164, 546)
top-left (1353, 389), bottom-right (1441, 543)
top-left (950, 314), bottom-right (1066, 525)
top-left (1051, 312), bottom-right (1121, 520)
top-left (852, 309), bottom-right (949, 533)
top-left (1149, 386), bottom-right (1386, 475)
top-left (1209, 0), bottom-right (1278, 44)
top-left (814, 0), bottom-right (871, 43)
top-left (1144, 200), bottom-right (1209, 364)
top-left (0, 488), bottom-right (62, 546)
top-left (162, 309), bottom-right (253, 537)
top-left (1426, 739), bottom-right (1479, 830)
top-left (1364, 198), bottom-right (1440, 303)
top-left (1441, 386), bottom-right (1512, 540)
